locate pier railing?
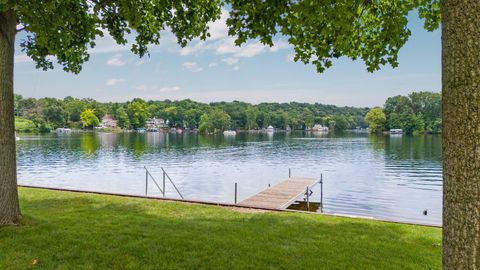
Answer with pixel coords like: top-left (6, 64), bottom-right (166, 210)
top-left (144, 166), bottom-right (184, 199)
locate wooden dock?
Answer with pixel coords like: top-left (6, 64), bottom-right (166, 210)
top-left (238, 177), bottom-right (319, 209)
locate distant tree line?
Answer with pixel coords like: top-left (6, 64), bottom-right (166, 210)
top-left (13, 95), bottom-right (369, 133)
top-left (14, 92), bottom-right (440, 134)
top-left (365, 91), bottom-right (441, 135)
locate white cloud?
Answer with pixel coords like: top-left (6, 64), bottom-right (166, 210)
top-left (182, 61), bottom-right (202, 72)
top-left (233, 66), bottom-right (240, 71)
top-left (216, 39), bottom-right (265, 57)
top-left (159, 86), bottom-right (181, 92)
top-left (269, 40), bottom-right (291, 52)
top-left (105, 78), bottom-right (125, 86)
top-left (176, 9), bottom-right (290, 60)
top-left (135, 59), bottom-right (148, 66)
top-left (135, 84), bottom-right (147, 91)
top-left (179, 36), bottom-right (290, 59)
top-left (14, 54), bottom-right (32, 63)
top-left (221, 57), bottom-right (239, 65)
top-left (208, 62), bottom-right (218, 68)
top-left (134, 84), bottom-right (181, 93)
top-left (207, 9), bottom-right (229, 40)
top-left (106, 54), bottom-right (126, 66)
top-left (88, 31), bottom-right (133, 54)
top-left (286, 53), bottom-right (295, 62)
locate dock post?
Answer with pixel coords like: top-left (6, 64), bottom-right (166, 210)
top-left (306, 186), bottom-right (310, 211)
top-left (234, 182), bottom-right (238, 204)
top-left (320, 173), bottom-right (323, 213)
top-left (162, 171), bottom-right (166, 197)
top-left (145, 168), bottom-right (148, 196)
top-left (289, 168), bottom-right (291, 178)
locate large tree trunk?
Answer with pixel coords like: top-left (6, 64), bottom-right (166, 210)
top-left (442, 1), bottom-right (480, 269)
top-left (0, 9), bottom-right (20, 225)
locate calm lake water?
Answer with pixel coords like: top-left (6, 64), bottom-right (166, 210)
top-left (16, 131), bottom-right (442, 226)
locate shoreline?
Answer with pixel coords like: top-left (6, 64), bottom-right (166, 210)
top-left (18, 184), bottom-right (442, 228)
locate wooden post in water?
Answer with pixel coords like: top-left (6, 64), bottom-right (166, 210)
top-left (289, 168), bottom-right (291, 178)
top-left (234, 182), bottom-right (238, 204)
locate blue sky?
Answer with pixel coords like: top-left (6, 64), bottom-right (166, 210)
top-left (13, 11), bottom-right (440, 107)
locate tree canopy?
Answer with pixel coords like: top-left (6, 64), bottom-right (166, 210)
top-left (13, 95), bottom-right (370, 132)
top-left (0, 0), bottom-right (440, 74)
top-left (365, 107), bottom-right (386, 133)
top-left (80, 108), bottom-right (99, 128)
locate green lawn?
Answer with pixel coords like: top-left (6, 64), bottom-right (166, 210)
top-left (0, 188), bottom-right (441, 269)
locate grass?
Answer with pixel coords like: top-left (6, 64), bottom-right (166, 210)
top-left (0, 188), bottom-right (441, 269)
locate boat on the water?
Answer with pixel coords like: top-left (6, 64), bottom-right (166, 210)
top-left (266, 125), bottom-right (275, 133)
top-left (15, 132), bottom-right (19, 141)
top-left (223, 130), bottom-right (236, 136)
top-left (56, 128), bottom-right (72, 134)
top-left (311, 124), bottom-right (329, 132)
top-left (389, 129), bottom-right (403, 135)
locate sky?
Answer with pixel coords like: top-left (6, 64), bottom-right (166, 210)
top-left (13, 10), bottom-right (441, 108)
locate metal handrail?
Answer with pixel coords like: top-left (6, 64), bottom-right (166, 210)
top-left (144, 166), bottom-right (184, 199)
top-left (144, 166), bottom-right (164, 196)
top-left (161, 167), bottom-right (184, 199)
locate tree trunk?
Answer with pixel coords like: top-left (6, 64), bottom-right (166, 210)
top-left (0, 9), bottom-right (20, 225)
top-left (442, 1), bottom-right (480, 269)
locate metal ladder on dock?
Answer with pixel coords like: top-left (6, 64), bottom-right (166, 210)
top-left (144, 166), bottom-right (184, 199)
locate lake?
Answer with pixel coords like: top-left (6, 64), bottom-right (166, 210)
top-left (16, 131), bottom-right (442, 226)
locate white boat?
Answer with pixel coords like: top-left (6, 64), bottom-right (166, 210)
top-left (223, 130), bottom-right (236, 136)
top-left (266, 125), bottom-right (275, 133)
top-left (389, 129), bottom-right (403, 134)
top-left (15, 132), bottom-right (19, 141)
top-left (311, 124), bottom-right (329, 132)
top-left (56, 128), bottom-right (72, 133)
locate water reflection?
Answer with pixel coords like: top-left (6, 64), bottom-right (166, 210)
top-left (16, 131), bottom-right (442, 225)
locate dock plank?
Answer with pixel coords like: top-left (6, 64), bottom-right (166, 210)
top-left (238, 177), bottom-right (318, 209)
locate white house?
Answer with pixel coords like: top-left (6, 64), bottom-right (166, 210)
top-left (100, 115), bottom-right (118, 128)
top-left (145, 117), bottom-right (167, 131)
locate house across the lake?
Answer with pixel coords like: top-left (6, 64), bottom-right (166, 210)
top-left (99, 115), bottom-right (118, 129)
top-left (146, 117), bottom-right (167, 131)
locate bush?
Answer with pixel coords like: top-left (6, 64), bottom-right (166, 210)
top-left (14, 117), bottom-right (38, 133)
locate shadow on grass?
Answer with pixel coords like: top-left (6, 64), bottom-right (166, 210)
top-left (0, 189), bottom-right (442, 270)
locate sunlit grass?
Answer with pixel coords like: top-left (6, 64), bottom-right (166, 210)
top-left (0, 188), bottom-right (441, 269)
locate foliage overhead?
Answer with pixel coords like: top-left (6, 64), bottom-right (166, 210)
top-left (1, 0), bottom-right (223, 73)
top-left (226, 0), bottom-right (441, 72)
top-left (1, 0), bottom-right (440, 74)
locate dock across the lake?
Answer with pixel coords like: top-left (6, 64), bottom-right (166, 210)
top-left (238, 177), bottom-right (319, 209)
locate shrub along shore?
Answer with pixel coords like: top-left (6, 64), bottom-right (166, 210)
top-left (0, 187), bottom-right (441, 269)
